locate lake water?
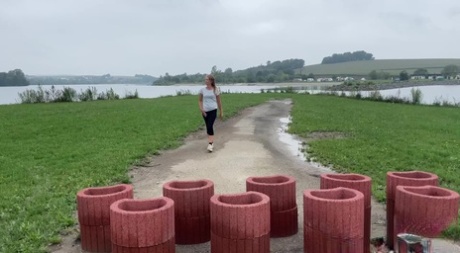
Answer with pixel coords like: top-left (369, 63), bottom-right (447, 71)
top-left (299, 85), bottom-right (460, 105)
top-left (346, 85), bottom-right (460, 105)
top-left (0, 84), bottom-right (276, 105)
top-left (1, 84), bottom-right (460, 105)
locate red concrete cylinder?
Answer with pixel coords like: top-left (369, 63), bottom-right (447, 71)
top-left (320, 173), bottom-right (372, 252)
top-left (111, 239), bottom-right (175, 253)
top-left (303, 187), bottom-right (364, 253)
top-left (163, 179), bottom-right (214, 244)
top-left (210, 232), bottom-right (270, 253)
top-left (386, 171), bottom-right (438, 249)
top-left (77, 184), bottom-right (133, 252)
top-left (110, 197), bottom-right (175, 252)
top-left (246, 175), bottom-right (297, 237)
top-left (210, 191), bottom-right (270, 253)
top-left (394, 185), bottom-right (459, 245)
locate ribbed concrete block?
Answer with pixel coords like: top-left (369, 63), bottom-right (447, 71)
top-left (304, 227), bottom-right (364, 253)
top-left (320, 173), bottom-right (372, 252)
top-left (211, 232), bottom-right (270, 253)
top-left (110, 197), bottom-right (175, 251)
top-left (246, 175), bottom-right (296, 211)
top-left (246, 175), bottom-right (297, 237)
top-left (395, 185), bottom-right (459, 243)
top-left (210, 192), bottom-right (270, 253)
top-left (77, 184), bottom-right (133, 252)
top-left (271, 206), bottom-right (298, 238)
top-left (303, 187), bottom-right (364, 253)
top-left (79, 224), bottom-right (111, 253)
top-left (175, 216), bottom-right (210, 245)
top-left (163, 179), bottom-right (214, 244)
top-left (111, 238), bottom-right (175, 253)
top-left (386, 171), bottom-right (438, 249)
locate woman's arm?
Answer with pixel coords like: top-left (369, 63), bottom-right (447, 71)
top-left (216, 95), bottom-right (223, 119)
top-left (199, 94), bottom-right (206, 116)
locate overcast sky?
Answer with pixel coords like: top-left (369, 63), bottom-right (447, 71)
top-left (1, 0), bottom-right (459, 76)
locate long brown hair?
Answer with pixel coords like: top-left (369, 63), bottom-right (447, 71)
top-left (206, 74), bottom-right (216, 92)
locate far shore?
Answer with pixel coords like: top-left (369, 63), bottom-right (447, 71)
top-left (172, 80), bottom-right (460, 91)
top-left (172, 82), bottom-right (340, 87)
top-left (326, 80), bottom-right (460, 91)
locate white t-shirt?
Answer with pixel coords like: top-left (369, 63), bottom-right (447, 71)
top-left (200, 87), bottom-right (220, 112)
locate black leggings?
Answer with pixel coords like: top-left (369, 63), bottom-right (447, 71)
top-left (203, 109), bottom-right (217, 135)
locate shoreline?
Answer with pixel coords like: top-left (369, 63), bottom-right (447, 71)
top-left (326, 80), bottom-right (460, 91)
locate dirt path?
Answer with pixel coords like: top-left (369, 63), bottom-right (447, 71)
top-left (52, 99), bottom-right (459, 253)
top-left (128, 99), bottom-right (388, 252)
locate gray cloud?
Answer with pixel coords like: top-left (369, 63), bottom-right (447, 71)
top-left (1, 0), bottom-right (459, 76)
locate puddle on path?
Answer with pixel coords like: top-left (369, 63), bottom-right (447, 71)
top-left (278, 117), bottom-right (333, 173)
top-left (278, 117), bottom-right (307, 160)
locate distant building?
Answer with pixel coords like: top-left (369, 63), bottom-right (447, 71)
top-left (435, 76), bottom-right (445, 80)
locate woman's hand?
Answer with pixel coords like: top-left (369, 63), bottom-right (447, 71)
top-left (201, 110), bottom-right (207, 117)
top-left (219, 110), bottom-right (223, 119)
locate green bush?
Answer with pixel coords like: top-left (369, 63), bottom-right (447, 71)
top-left (124, 89), bottom-right (139, 99)
top-left (410, 88), bottom-right (423, 104)
top-left (79, 87), bottom-right (98, 101)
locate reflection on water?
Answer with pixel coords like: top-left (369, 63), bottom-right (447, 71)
top-left (278, 117), bottom-right (307, 161)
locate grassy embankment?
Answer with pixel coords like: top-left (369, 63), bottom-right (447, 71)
top-left (300, 58), bottom-right (460, 76)
top-left (1, 93), bottom-right (459, 251)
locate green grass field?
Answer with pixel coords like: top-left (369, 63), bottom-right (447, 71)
top-left (0, 94), bottom-right (273, 252)
top-left (1, 93), bottom-right (460, 251)
top-left (300, 58), bottom-right (460, 76)
top-left (288, 94), bottom-right (460, 238)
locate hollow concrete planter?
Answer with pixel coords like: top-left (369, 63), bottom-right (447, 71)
top-left (394, 185), bottom-right (459, 247)
top-left (303, 187), bottom-right (364, 253)
top-left (110, 197), bottom-right (175, 253)
top-left (246, 175), bottom-right (297, 237)
top-left (386, 171), bottom-right (438, 249)
top-left (320, 173), bottom-right (372, 252)
top-left (163, 179), bottom-right (214, 244)
top-left (210, 191), bottom-right (270, 253)
top-left (77, 184), bottom-right (133, 252)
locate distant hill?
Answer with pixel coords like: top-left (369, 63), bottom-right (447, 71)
top-left (300, 59), bottom-right (460, 76)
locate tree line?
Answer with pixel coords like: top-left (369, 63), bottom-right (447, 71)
top-left (28, 74), bottom-right (156, 85)
top-left (154, 59), bottom-right (305, 85)
top-left (0, 70), bottom-right (157, 86)
top-left (322, 51), bottom-right (374, 64)
top-left (0, 69), bottom-right (30, 86)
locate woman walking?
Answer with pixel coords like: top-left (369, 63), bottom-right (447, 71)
top-left (198, 74), bottom-right (223, 152)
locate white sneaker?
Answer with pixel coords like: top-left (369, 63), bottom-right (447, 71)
top-left (207, 143), bottom-right (213, 152)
